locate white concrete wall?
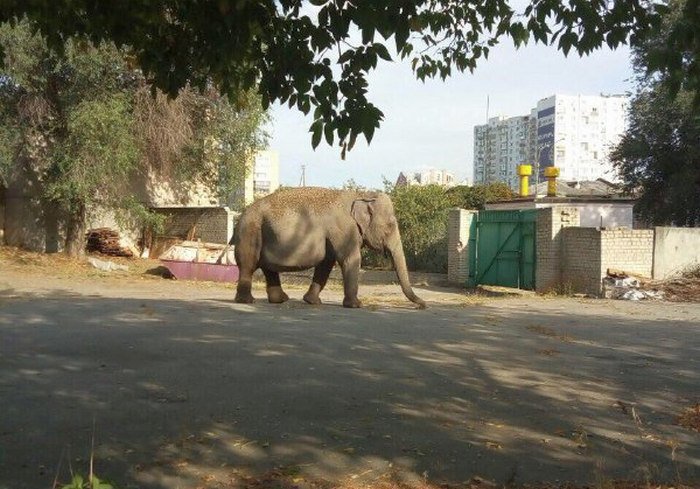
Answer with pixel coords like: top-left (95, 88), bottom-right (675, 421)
top-left (485, 201), bottom-right (634, 228)
top-left (574, 203), bottom-right (634, 228)
top-left (653, 227), bottom-right (700, 279)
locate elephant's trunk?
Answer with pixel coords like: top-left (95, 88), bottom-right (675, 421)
top-left (386, 234), bottom-right (427, 309)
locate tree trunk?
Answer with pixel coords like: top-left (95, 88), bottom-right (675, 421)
top-left (386, 233), bottom-right (426, 309)
top-left (64, 200), bottom-right (86, 257)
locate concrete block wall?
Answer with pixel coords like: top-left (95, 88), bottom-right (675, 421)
top-left (155, 207), bottom-right (237, 244)
top-left (600, 229), bottom-right (654, 279)
top-left (447, 208), bottom-right (476, 285)
top-left (561, 227), bottom-right (602, 296)
top-left (556, 227), bottom-right (654, 296)
top-left (653, 227), bottom-right (700, 278)
top-left (535, 207), bottom-right (580, 293)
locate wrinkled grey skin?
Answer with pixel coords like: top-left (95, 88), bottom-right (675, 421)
top-left (232, 187), bottom-right (426, 309)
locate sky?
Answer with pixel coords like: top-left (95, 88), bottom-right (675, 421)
top-left (267, 39), bottom-right (635, 189)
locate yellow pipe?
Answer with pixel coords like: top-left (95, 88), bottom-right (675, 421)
top-left (517, 164), bottom-right (532, 197)
top-left (544, 166), bottom-right (560, 197)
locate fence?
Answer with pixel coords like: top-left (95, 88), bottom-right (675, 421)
top-left (448, 206), bottom-right (699, 296)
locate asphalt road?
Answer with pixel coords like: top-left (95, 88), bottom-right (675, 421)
top-left (1, 271), bottom-right (699, 488)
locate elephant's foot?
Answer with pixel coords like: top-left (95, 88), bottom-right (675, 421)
top-left (234, 293), bottom-right (255, 304)
top-left (267, 286), bottom-right (289, 304)
top-left (342, 297), bottom-right (362, 308)
top-left (303, 292), bottom-right (322, 305)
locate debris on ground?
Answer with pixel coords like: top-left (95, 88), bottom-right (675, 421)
top-left (87, 256), bottom-right (129, 272)
top-left (643, 276), bottom-right (700, 302)
top-left (602, 269), bottom-right (664, 301)
top-left (159, 240), bottom-right (236, 264)
top-left (85, 228), bottom-right (134, 257)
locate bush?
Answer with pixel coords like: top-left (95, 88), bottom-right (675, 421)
top-left (388, 184), bottom-right (453, 273)
top-left (447, 182), bottom-right (515, 209)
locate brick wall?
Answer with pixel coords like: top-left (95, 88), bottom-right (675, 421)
top-left (153, 207), bottom-right (237, 244)
top-left (561, 227), bottom-right (602, 296)
top-left (600, 229), bottom-right (654, 279)
top-left (447, 208), bottom-right (476, 285)
top-left (555, 227), bottom-right (653, 296)
top-left (535, 207), bottom-right (580, 293)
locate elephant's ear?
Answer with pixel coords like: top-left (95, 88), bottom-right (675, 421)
top-left (351, 198), bottom-right (375, 236)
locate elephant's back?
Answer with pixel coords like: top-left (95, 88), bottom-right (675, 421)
top-left (260, 187), bottom-right (345, 216)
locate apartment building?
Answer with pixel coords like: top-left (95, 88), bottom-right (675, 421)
top-left (473, 94), bottom-right (628, 189)
top-left (396, 168), bottom-right (456, 187)
top-left (230, 149), bottom-right (281, 208)
top-left (473, 115), bottom-right (537, 189)
top-left (536, 94), bottom-right (627, 182)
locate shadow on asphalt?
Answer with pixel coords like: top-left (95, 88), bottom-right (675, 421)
top-left (0, 288), bottom-right (698, 489)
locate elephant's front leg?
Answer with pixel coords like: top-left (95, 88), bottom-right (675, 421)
top-left (303, 256), bottom-right (335, 305)
top-left (339, 250), bottom-right (362, 308)
top-left (262, 269), bottom-right (289, 303)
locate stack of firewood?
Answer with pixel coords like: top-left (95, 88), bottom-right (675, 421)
top-left (85, 228), bottom-right (133, 257)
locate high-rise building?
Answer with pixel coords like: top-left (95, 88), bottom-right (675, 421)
top-left (251, 149), bottom-right (280, 198)
top-left (232, 149), bottom-right (280, 208)
top-left (395, 168), bottom-right (456, 187)
top-left (473, 115), bottom-right (536, 189)
top-left (473, 94), bottom-right (628, 190)
top-left (535, 94), bottom-right (628, 182)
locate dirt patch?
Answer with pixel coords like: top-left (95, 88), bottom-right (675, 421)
top-left (677, 403), bottom-right (700, 432)
top-left (526, 325), bottom-right (575, 343)
top-left (0, 246), bottom-right (157, 278)
top-left (145, 468), bottom-right (697, 489)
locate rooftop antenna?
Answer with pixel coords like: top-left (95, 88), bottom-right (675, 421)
top-left (299, 163), bottom-right (306, 187)
top-left (486, 94), bottom-right (490, 122)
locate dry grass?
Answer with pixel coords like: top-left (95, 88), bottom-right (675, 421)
top-left (676, 403), bottom-right (700, 433)
top-left (167, 467), bottom-right (697, 489)
top-left (526, 325), bottom-right (575, 343)
top-left (0, 246), bottom-right (158, 279)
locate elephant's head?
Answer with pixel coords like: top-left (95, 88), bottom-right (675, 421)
top-left (351, 194), bottom-right (427, 309)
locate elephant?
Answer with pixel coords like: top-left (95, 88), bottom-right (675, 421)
top-left (232, 187), bottom-right (426, 309)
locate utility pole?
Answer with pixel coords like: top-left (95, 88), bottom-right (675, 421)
top-left (299, 164), bottom-right (306, 187)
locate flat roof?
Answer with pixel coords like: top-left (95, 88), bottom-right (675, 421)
top-left (488, 196), bottom-right (637, 205)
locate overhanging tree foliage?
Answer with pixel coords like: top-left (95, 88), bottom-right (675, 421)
top-left (0, 20), bottom-right (267, 255)
top-left (0, 1), bottom-right (669, 154)
top-left (610, 0), bottom-right (700, 226)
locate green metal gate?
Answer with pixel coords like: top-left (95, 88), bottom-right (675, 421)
top-left (467, 209), bottom-right (536, 290)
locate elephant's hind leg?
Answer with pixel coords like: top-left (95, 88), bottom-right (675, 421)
top-left (234, 235), bottom-right (258, 304)
top-left (235, 266), bottom-right (256, 303)
top-left (263, 269), bottom-right (289, 303)
top-left (303, 256), bottom-right (335, 305)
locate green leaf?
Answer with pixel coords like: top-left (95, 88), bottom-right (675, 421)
top-left (373, 42), bottom-right (392, 61)
top-left (337, 49), bottom-right (354, 64)
top-left (324, 121), bottom-right (334, 145)
top-left (310, 119), bottom-right (323, 149)
top-left (61, 474), bottom-right (84, 489)
top-left (394, 20), bottom-right (410, 52)
top-left (364, 124), bottom-right (375, 145)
